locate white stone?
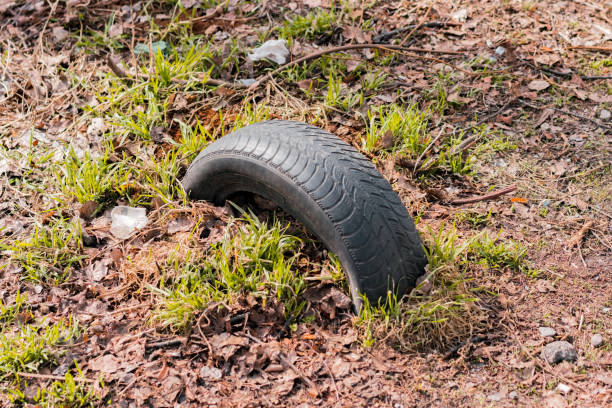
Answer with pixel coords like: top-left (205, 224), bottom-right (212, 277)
top-left (556, 383), bottom-right (571, 394)
top-left (590, 333), bottom-right (604, 348)
top-left (538, 327), bottom-right (556, 338)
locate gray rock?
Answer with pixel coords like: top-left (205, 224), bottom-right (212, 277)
top-left (538, 327), bottom-right (556, 338)
top-left (600, 109), bottom-right (611, 121)
top-left (590, 333), bottom-right (604, 348)
top-left (541, 341), bottom-right (577, 364)
top-left (508, 391), bottom-right (518, 400)
top-left (602, 307), bottom-right (610, 314)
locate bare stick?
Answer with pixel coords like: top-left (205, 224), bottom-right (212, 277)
top-left (568, 45), bottom-right (612, 53)
top-left (15, 372), bottom-right (94, 383)
top-left (108, 55), bottom-right (130, 78)
top-left (248, 44), bottom-right (464, 91)
top-left (145, 338), bottom-right (186, 349)
top-left (373, 21), bottom-right (460, 43)
top-left (451, 185), bottom-right (517, 205)
top-left (566, 220), bottom-right (594, 248)
top-left (519, 100), bottom-right (612, 131)
top-left (399, 4), bottom-right (433, 46)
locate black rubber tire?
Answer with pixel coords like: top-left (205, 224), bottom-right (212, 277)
top-left (182, 120), bottom-right (427, 310)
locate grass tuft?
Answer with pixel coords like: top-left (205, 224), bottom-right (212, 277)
top-left (363, 104), bottom-right (430, 153)
top-left (278, 9), bottom-right (338, 41)
top-left (1, 218), bottom-right (85, 283)
top-left (152, 212), bottom-right (307, 331)
top-left (356, 224), bottom-right (488, 351)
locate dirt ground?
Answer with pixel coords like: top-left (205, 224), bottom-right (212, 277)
top-left (0, 0), bottom-right (610, 407)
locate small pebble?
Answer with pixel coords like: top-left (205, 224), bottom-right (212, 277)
top-left (200, 366), bottom-right (223, 380)
top-left (538, 327), bottom-right (556, 338)
top-left (600, 109), bottom-right (611, 121)
top-left (541, 341), bottom-right (577, 364)
top-left (487, 392), bottom-right (504, 402)
top-left (556, 383), bottom-right (571, 394)
top-left (602, 307), bottom-right (610, 314)
top-left (508, 391), bottom-right (518, 400)
top-left (590, 333), bottom-right (604, 348)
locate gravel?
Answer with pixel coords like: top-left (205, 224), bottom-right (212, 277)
top-left (540, 341), bottom-right (577, 364)
top-left (538, 327), bottom-right (556, 338)
top-left (590, 333), bottom-right (604, 348)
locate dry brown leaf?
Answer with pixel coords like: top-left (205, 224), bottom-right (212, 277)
top-left (89, 354), bottom-right (122, 375)
top-left (528, 80), bottom-right (550, 91)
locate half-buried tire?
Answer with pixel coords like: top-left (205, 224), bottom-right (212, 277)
top-left (182, 120), bottom-right (427, 310)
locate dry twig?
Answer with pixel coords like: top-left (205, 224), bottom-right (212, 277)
top-left (399, 4), bottom-right (433, 46)
top-left (519, 99), bottom-right (612, 131)
top-left (248, 44), bottom-right (464, 90)
top-left (451, 185), bottom-right (517, 205)
top-left (15, 371), bottom-right (94, 383)
top-left (566, 220), bottom-right (594, 248)
top-left (568, 45), bottom-right (612, 53)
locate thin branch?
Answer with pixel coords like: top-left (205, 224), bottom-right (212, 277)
top-left (145, 338), bottom-right (186, 349)
top-left (519, 99), bottom-right (612, 131)
top-left (399, 4), bottom-right (433, 46)
top-left (373, 21), bottom-right (460, 43)
top-left (566, 220), bottom-right (594, 248)
top-left (568, 45), bottom-right (612, 53)
top-left (248, 44), bottom-right (464, 91)
top-left (107, 55), bottom-right (130, 78)
top-left (14, 372), bottom-right (95, 383)
top-left (450, 185), bottom-right (517, 205)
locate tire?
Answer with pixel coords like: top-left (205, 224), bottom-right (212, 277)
top-left (182, 120), bottom-right (427, 310)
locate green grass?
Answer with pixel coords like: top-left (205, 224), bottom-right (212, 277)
top-left (52, 149), bottom-right (130, 206)
top-left (173, 118), bottom-right (215, 159)
top-left (0, 292), bottom-right (29, 327)
top-left (278, 8), bottom-right (338, 41)
top-left (455, 209), bottom-right (492, 227)
top-left (361, 68), bottom-right (388, 93)
top-left (354, 226), bottom-right (536, 350)
top-left (0, 317), bottom-right (96, 407)
top-left (229, 102), bottom-right (271, 133)
top-left (1, 217), bottom-right (85, 283)
top-left (0, 317), bottom-right (80, 380)
top-left (363, 104), bottom-right (430, 153)
top-left (356, 224), bottom-right (486, 350)
top-left (324, 72), bottom-right (363, 111)
top-left (280, 55), bottom-right (347, 85)
top-left (8, 369), bottom-right (97, 408)
top-left (152, 212), bottom-right (308, 331)
top-left (435, 133), bottom-right (475, 175)
top-left (472, 231), bottom-right (537, 277)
